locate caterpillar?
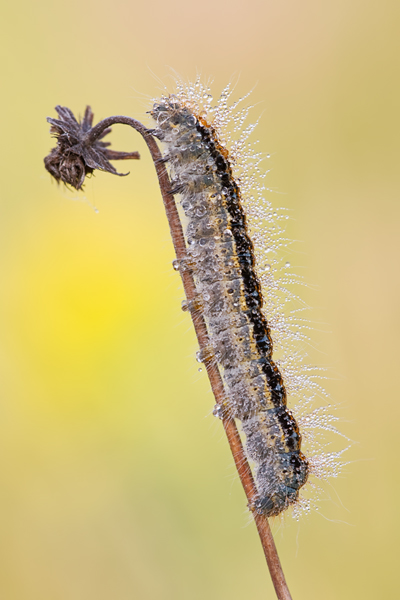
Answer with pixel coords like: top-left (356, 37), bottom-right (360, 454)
top-left (151, 86), bottom-right (309, 517)
top-left (44, 80), bottom-right (346, 520)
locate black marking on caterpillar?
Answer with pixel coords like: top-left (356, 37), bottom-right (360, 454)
top-left (151, 96), bottom-right (309, 517)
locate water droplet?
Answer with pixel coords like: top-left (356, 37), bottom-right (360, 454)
top-left (213, 404), bottom-right (224, 419)
top-left (172, 259), bottom-right (180, 271)
top-left (198, 367), bottom-right (203, 372)
top-left (265, 264), bottom-right (271, 271)
top-left (285, 261), bottom-right (291, 268)
top-left (186, 115), bottom-right (197, 127)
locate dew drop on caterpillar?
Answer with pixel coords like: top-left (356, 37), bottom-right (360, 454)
top-left (151, 78), bottom-right (346, 519)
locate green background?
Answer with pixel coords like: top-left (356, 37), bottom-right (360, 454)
top-left (1, 0), bottom-right (399, 598)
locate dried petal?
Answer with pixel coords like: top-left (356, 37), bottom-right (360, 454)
top-left (44, 105), bottom-right (139, 190)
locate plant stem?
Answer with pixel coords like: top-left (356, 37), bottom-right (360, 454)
top-left (88, 115), bottom-right (293, 600)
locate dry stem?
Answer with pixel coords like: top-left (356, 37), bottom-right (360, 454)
top-left (54, 113), bottom-right (294, 600)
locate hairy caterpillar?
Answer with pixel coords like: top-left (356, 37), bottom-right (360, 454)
top-left (151, 85), bottom-right (310, 517)
top-left (44, 79), bottom-right (345, 521)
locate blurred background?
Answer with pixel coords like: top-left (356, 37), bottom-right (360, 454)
top-left (0, 0), bottom-right (399, 598)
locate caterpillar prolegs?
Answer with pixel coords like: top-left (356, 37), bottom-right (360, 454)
top-left (151, 94), bottom-right (309, 517)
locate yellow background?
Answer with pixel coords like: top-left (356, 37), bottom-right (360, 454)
top-left (1, 0), bottom-right (399, 598)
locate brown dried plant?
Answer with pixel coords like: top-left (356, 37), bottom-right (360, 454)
top-left (44, 106), bottom-right (294, 600)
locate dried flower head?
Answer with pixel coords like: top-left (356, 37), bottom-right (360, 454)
top-left (44, 106), bottom-right (139, 190)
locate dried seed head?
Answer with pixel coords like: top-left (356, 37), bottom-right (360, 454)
top-left (44, 106), bottom-right (139, 190)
